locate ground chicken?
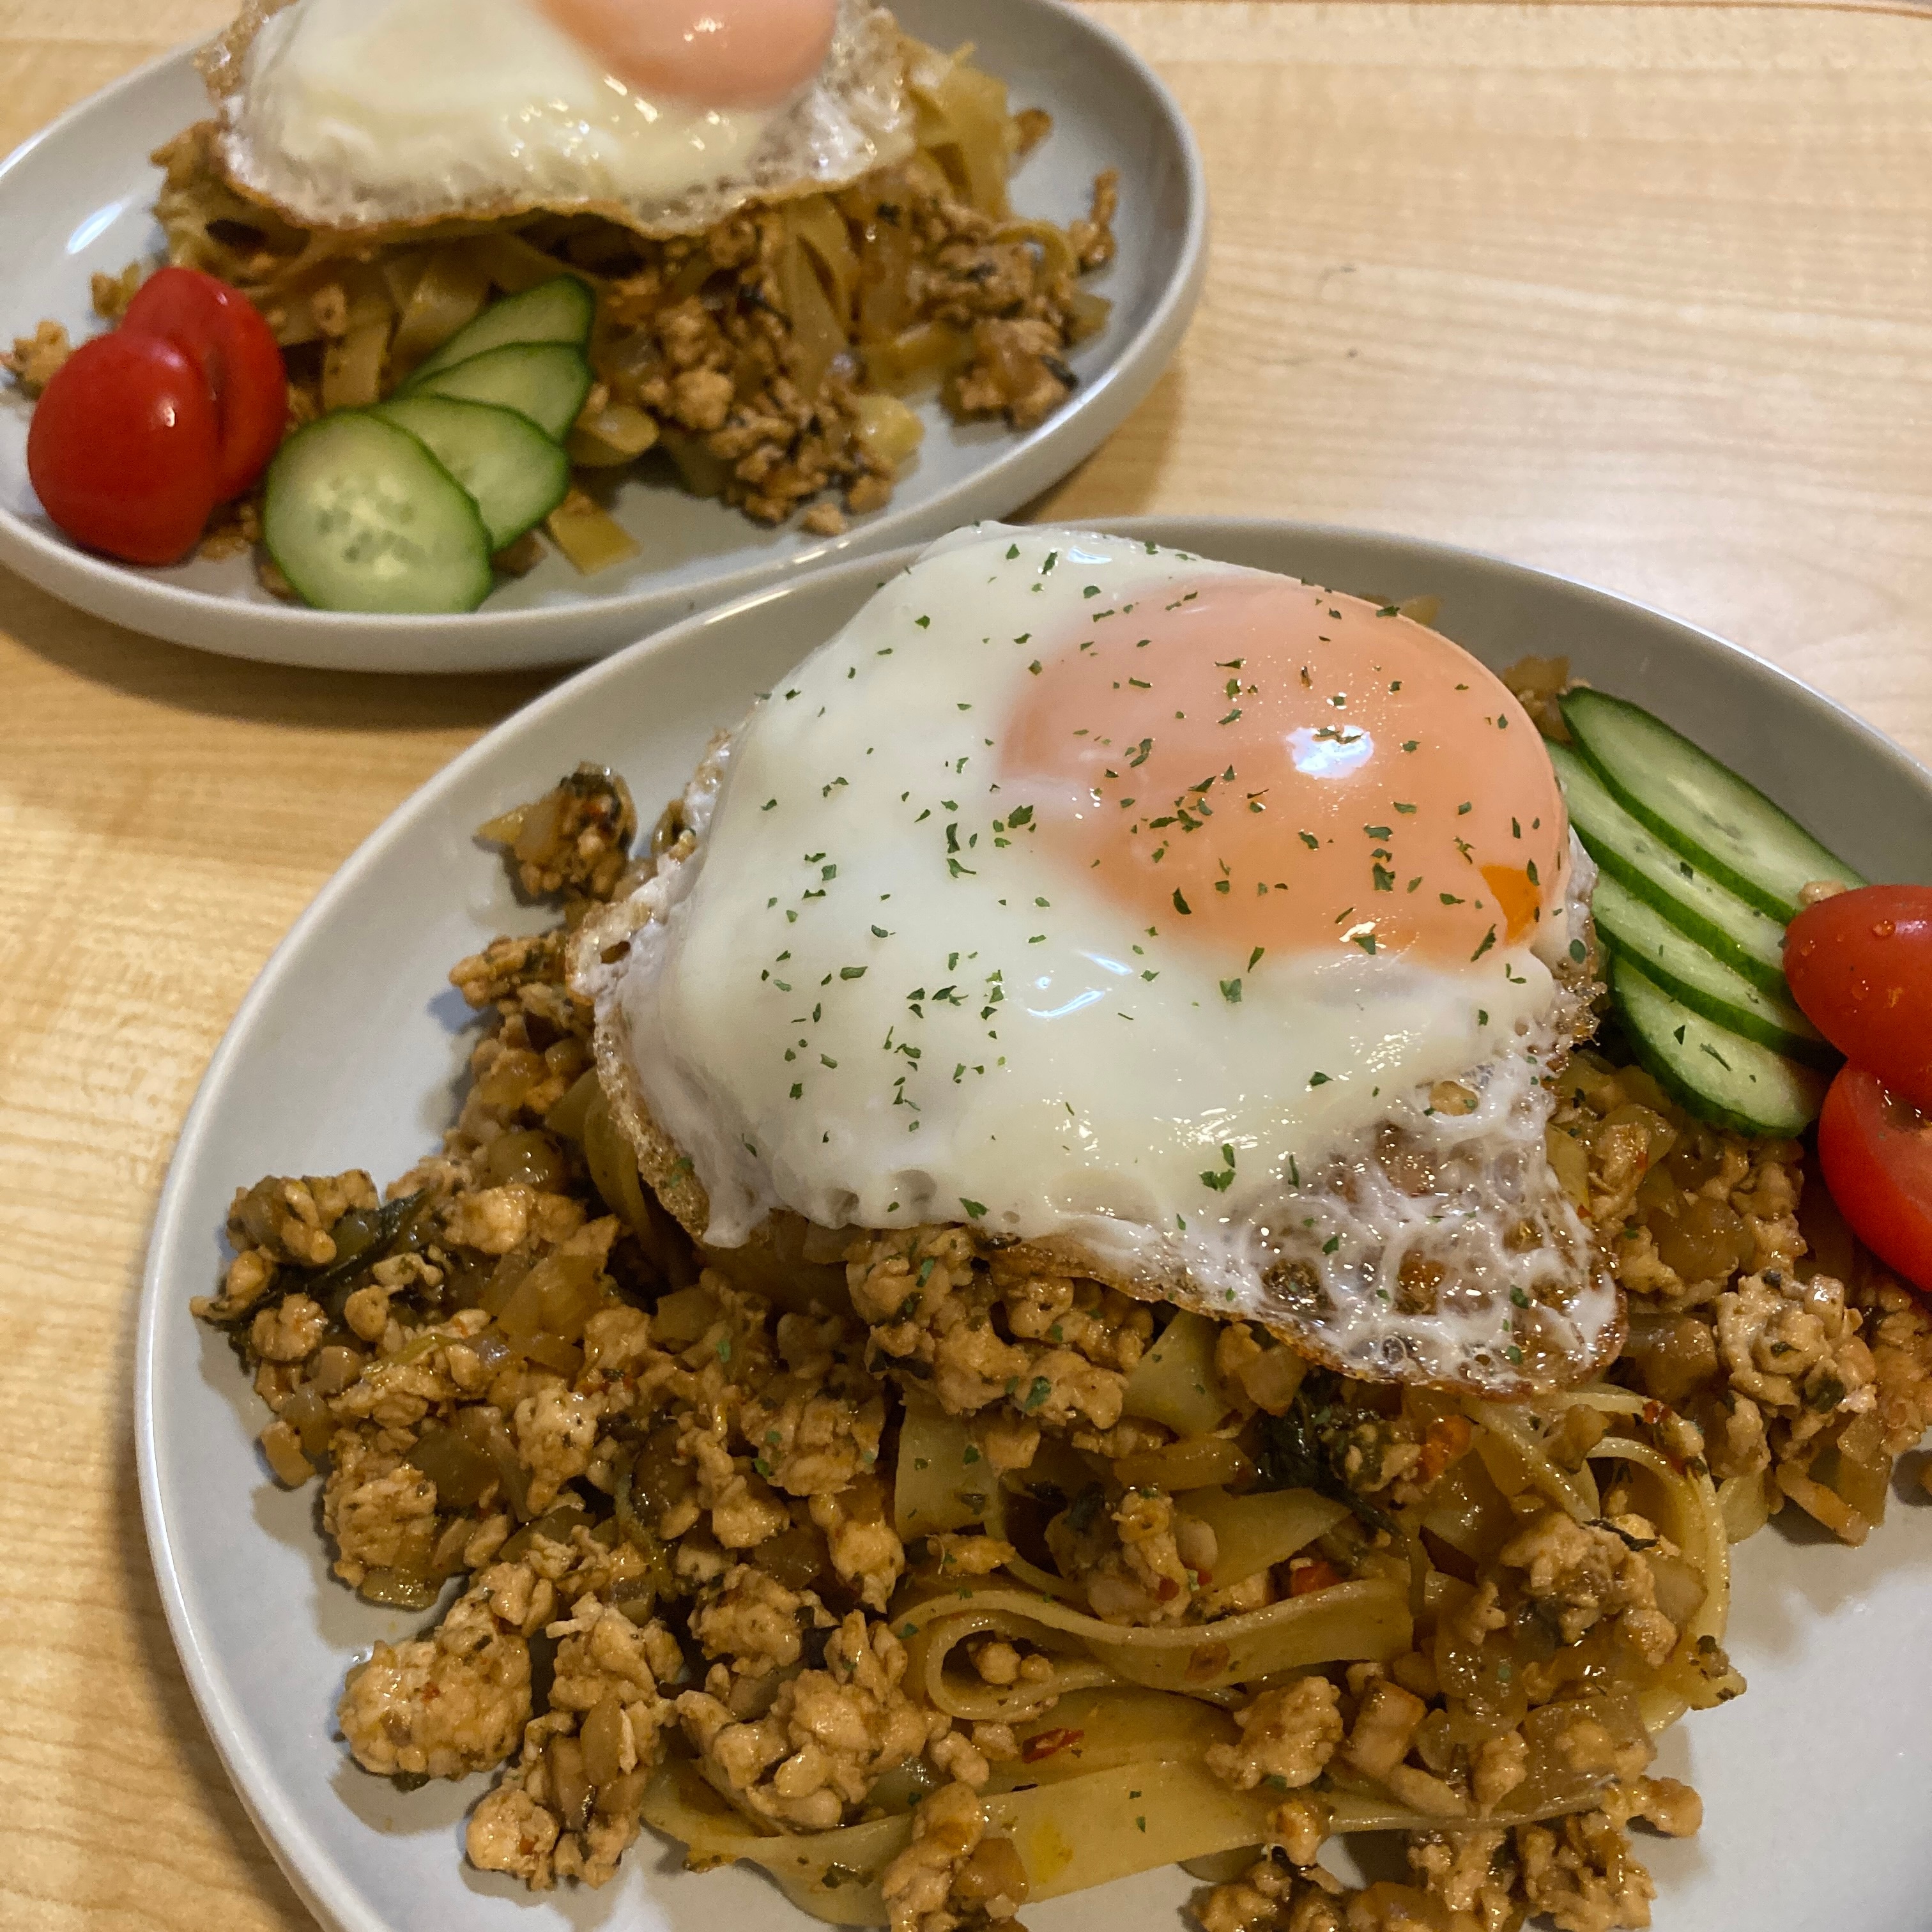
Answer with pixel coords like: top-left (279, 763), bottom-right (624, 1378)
top-left (1498, 1508), bottom-right (1678, 1667)
top-left (1515, 1807), bottom-right (1657, 1932)
top-left (809, 1482), bottom-right (906, 1610)
top-left (1194, 1853), bottom-right (1348, 1932)
top-left (1207, 1678), bottom-right (1345, 1792)
top-left (1342, 1680), bottom-right (1429, 1781)
top-left (337, 1572), bottom-right (532, 1779)
top-left (880, 1779), bottom-right (988, 1932)
top-left (677, 1612), bottom-right (929, 1830)
top-left (443, 1183), bottom-right (585, 1255)
top-left (690, 1565), bottom-right (811, 1676)
top-left (323, 1433), bottom-right (440, 1586)
top-left (3, 318), bottom-right (71, 394)
top-left (847, 1228), bottom-right (1146, 1444)
top-left (1472, 1729), bottom-right (1529, 1813)
top-left (1407, 1828), bottom-right (1517, 1926)
top-left (515, 1384), bottom-right (602, 1511)
top-left (250, 1292), bottom-right (326, 1362)
top-left (1269, 1793), bottom-right (1332, 1867)
top-left (229, 1170), bottom-right (379, 1266)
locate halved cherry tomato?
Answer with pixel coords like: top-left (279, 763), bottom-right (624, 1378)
top-left (27, 333), bottom-right (220, 565)
top-left (1788, 884), bottom-right (1932, 1110)
top-left (1816, 1064), bottom-right (1932, 1294)
top-left (121, 266), bottom-right (288, 500)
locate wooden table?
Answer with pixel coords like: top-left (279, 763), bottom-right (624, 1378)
top-left (4, 3), bottom-right (1931, 1926)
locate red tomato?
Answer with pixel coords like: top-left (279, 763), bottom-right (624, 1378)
top-left (121, 266), bottom-right (288, 500)
top-left (27, 334), bottom-right (220, 565)
top-left (1817, 1065), bottom-right (1932, 1294)
top-left (1786, 884), bottom-right (1932, 1111)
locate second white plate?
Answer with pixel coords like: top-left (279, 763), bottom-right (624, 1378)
top-left (0, 1), bottom-right (1204, 673)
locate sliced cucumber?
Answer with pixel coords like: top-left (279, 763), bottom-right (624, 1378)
top-left (263, 412), bottom-right (493, 615)
top-left (402, 275), bottom-right (595, 390)
top-left (410, 341), bottom-right (593, 443)
top-left (1611, 955), bottom-right (1828, 1137)
top-left (1561, 688), bottom-right (1863, 922)
top-left (1593, 874), bottom-right (1835, 1068)
top-left (372, 394), bottom-right (569, 550)
top-left (1550, 739), bottom-right (1790, 1000)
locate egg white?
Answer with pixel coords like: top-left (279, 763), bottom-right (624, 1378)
top-left (610, 527), bottom-right (1580, 1273)
top-left (211, 0), bottom-right (912, 236)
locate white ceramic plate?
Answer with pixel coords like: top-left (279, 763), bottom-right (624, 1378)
top-left (139, 519), bottom-right (1932, 1932)
top-left (0, 3), bottom-right (1204, 675)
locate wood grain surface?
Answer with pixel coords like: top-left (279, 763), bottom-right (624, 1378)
top-left (3, 4), bottom-right (1931, 1928)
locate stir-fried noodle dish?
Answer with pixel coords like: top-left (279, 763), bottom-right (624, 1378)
top-left (195, 548), bottom-right (1932, 1932)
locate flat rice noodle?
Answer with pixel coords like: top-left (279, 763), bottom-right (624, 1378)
top-left (641, 1749), bottom-right (1276, 1928)
top-left (983, 1687), bottom-right (1238, 1788)
top-left (1110, 1436), bottom-right (1253, 1494)
top-left (1181, 1487), bottom-right (1350, 1588)
top-left (1590, 1430), bottom-right (1730, 1735)
top-left (473, 229), bottom-right (594, 295)
top-left (998, 1547), bottom-right (1085, 1604)
top-left (904, 1603), bottom-right (1112, 1721)
top-left (657, 427), bottom-right (733, 499)
top-left (776, 236), bottom-right (847, 399)
top-left (1466, 1397), bottom-right (1599, 1521)
top-left (1066, 289), bottom-right (1113, 342)
top-left (263, 272), bottom-right (334, 346)
top-left (547, 494), bottom-right (641, 576)
top-left (908, 46), bottom-right (1013, 217)
top-left (1321, 1759), bottom-right (1620, 1835)
top-left (377, 247), bottom-right (427, 317)
top-left (639, 1676), bottom-right (1633, 1927)
top-left (321, 319), bottom-right (388, 410)
top-left (862, 321), bottom-right (974, 392)
top-left (788, 197), bottom-right (860, 321)
top-left (1447, 1390), bottom-right (1728, 1742)
top-left (902, 1576), bottom-right (1411, 1708)
top-left (390, 243), bottom-right (492, 371)
top-left (1121, 1310), bottom-right (1233, 1438)
top-left (1717, 1470), bottom-right (1770, 1544)
top-left (854, 217), bottom-right (916, 344)
top-left (893, 1395), bottom-right (995, 1537)
top-left (569, 399), bottom-right (661, 468)
top-left (990, 218), bottom-right (1077, 288)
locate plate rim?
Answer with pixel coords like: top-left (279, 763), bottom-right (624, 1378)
top-left (0, 11), bottom-right (1209, 674)
top-left (134, 514), bottom-right (1932, 1932)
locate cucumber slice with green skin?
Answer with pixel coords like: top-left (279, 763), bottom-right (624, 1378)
top-left (1550, 739), bottom-right (1790, 999)
top-left (410, 342), bottom-right (592, 443)
top-left (1560, 688), bottom-right (1864, 922)
top-left (263, 412), bottom-right (493, 615)
top-left (1592, 873), bottom-right (1836, 1069)
top-left (1611, 954), bottom-right (1828, 1136)
top-left (402, 275), bottom-right (595, 390)
top-left (372, 394), bottom-right (570, 550)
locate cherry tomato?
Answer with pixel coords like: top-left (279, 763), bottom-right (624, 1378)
top-left (1786, 884), bottom-right (1932, 1111)
top-left (27, 333), bottom-right (220, 565)
top-left (1817, 1064), bottom-right (1932, 1294)
top-left (121, 266), bottom-right (288, 500)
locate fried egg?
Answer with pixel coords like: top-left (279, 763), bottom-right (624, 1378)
top-left (576, 526), bottom-right (1619, 1393)
top-left (201, 0), bottom-right (912, 236)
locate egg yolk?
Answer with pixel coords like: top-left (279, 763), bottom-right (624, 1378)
top-left (1000, 576), bottom-right (1568, 968)
top-left (537, 0), bottom-right (837, 109)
